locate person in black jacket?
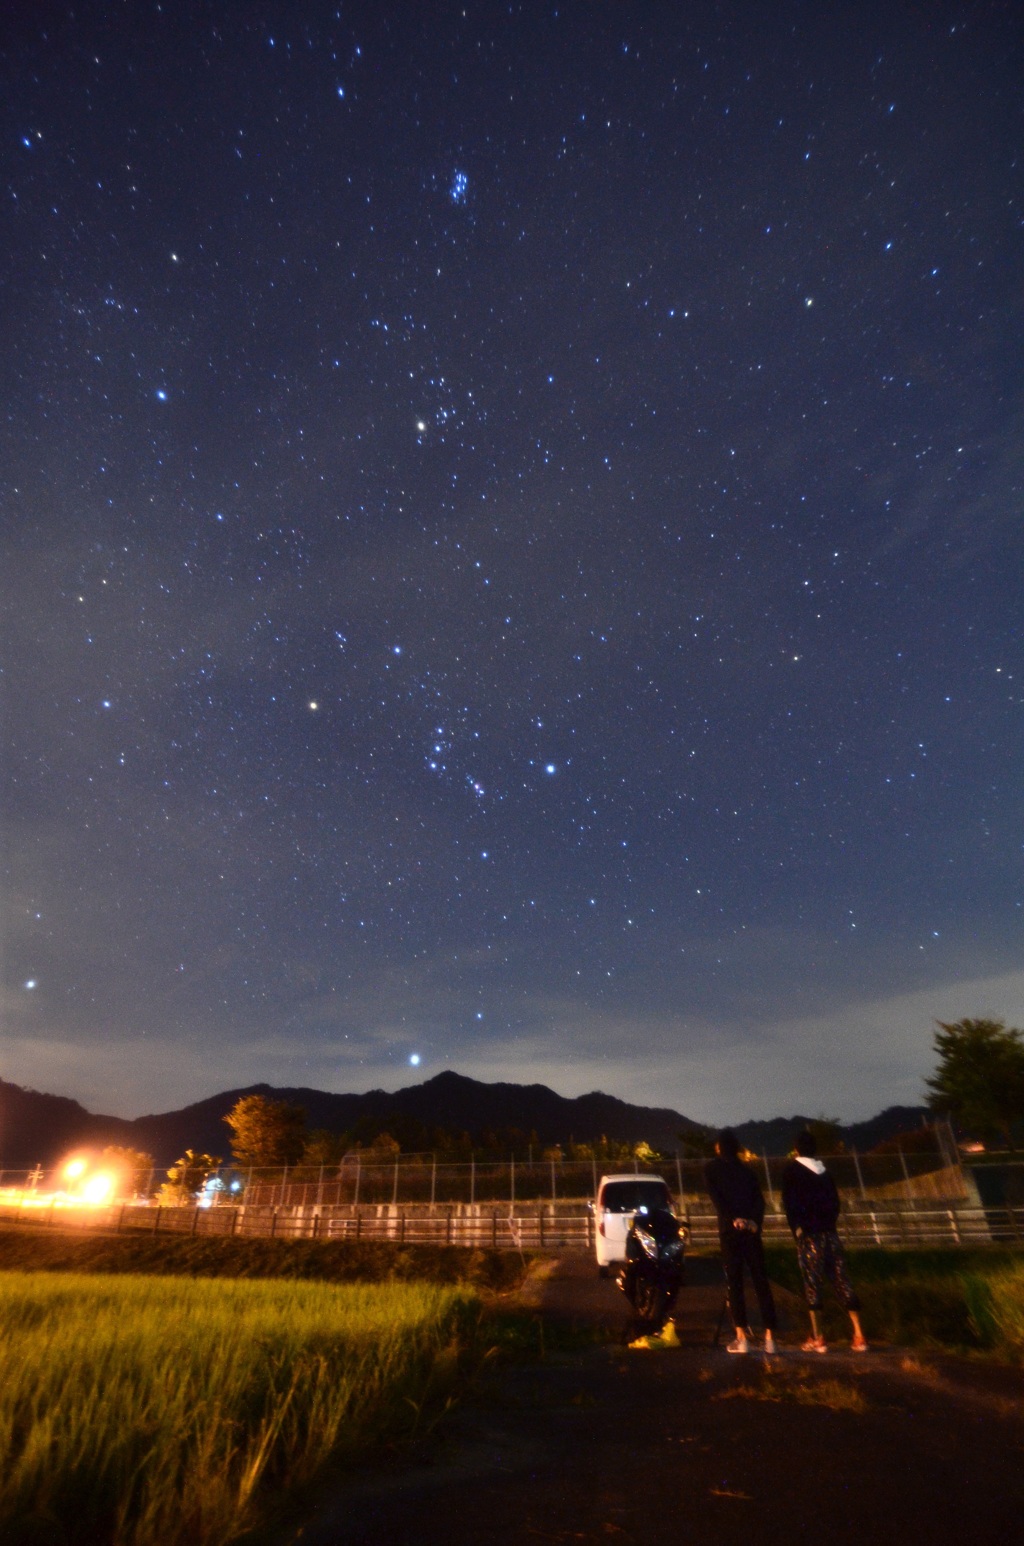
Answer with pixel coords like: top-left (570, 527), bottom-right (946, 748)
top-left (781, 1130), bottom-right (867, 1352)
top-left (703, 1129), bottom-right (778, 1354)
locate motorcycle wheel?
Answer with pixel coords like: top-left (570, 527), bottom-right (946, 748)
top-left (633, 1278), bottom-right (666, 1326)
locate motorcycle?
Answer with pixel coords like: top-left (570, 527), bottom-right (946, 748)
top-left (616, 1205), bottom-right (687, 1330)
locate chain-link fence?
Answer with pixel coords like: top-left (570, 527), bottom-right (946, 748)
top-left (0, 1144), bottom-right (1002, 1210)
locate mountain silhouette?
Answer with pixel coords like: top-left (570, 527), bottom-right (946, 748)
top-left (0, 1070), bottom-right (929, 1169)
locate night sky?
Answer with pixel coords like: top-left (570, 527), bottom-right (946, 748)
top-left (2, 2), bottom-right (1022, 1124)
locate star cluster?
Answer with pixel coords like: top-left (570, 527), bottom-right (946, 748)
top-left (1, 2), bottom-right (1022, 1119)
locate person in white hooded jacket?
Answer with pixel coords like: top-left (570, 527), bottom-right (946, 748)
top-left (781, 1130), bottom-right (867, 1353)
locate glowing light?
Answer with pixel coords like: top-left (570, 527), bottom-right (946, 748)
top-left (545, 763), bottom-right (557, 775)
top-left (63, 1158), bottom-right (88, 1182)
top-left (450, 170), bottom-right (468, 204)
top-left (82, 1173), bottom-right (115, 1204)
top-left (409, 1053), bottom-right (421, 1066)
top-left (308, 700), bottom-right (319, 711)
top-left (24, 979), bottom-right (37, 990)
top-left (155, 389), bottom-right (168, 401)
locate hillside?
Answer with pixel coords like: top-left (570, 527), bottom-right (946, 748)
top-left (0, 1071), bottom-right (931, 1170)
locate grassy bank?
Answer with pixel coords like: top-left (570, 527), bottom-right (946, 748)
top-left (763, 1245), bottom-right (1024, 1361)
top-left (0, 1271), bottom-right (485, 1546)
top-left (0, 1224), bottom-right (528, 1291)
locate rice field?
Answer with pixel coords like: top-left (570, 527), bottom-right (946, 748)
top-left (0, 1271), bottom-right (479, 1546)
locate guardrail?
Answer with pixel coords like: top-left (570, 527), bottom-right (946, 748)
top-left (0, 1199), bottom-right (1021, 1249)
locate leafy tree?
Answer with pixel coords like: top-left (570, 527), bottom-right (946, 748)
top-left (869, 1127), bottom-right (939, 1157)
top-left (301, 1130), bottom-right (348, 1168)
top-left (159, 1150), bottom-right (222, 1203)
top-left (368, 1131), bottom-right (400, 1157)
top-left (100, 1146), bottom-right (155, 1196)
top-left (805, 1118), bottom-right (846, 1155)
top-left (224, 1095), bottom-right (306, 1167)
top-left (926, 1018), bottom-right (1024, 1150)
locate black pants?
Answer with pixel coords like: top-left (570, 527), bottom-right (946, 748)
top-left (721, 1229), bottom-right (777, 1331)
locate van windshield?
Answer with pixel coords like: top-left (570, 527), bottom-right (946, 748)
top-left (600, 1180), bottom-right (669, 1214)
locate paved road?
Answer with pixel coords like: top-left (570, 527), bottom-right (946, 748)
top-left (283, 1255), bottom-right (1024, 1546)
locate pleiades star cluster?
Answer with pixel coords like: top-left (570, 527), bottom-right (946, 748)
top-left (2, 2), bottom-right (1021, 1120)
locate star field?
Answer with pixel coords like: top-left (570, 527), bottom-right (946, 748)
top-left (1, 2), bottom-right (1022, 1120)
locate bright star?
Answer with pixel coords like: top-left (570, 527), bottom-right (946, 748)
top-left (24, 979), bottom-right (37, 990)
top-left (308, 701), bottom-right (319, 711)
top-left (409, 1053), bottom-right (421, 1066)
top-left (545, 763), bottom-right (557, 775)
top-left (155, 389), bottom-right (168, 401)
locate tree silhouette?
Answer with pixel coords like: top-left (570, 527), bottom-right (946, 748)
top-left (926, 1018), bottom-right (1024, 1150)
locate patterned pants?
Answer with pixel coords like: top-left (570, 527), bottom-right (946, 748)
top-left (796, 1230), bottom-right (861, 1312)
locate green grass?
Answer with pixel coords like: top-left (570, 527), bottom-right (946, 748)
top-left (0, 1271), bottom-right (484, 1546)
top-left (763, 1245), bottom-right (1024, 1360)
top-left (0, 1225), bottom-right (529, 1292)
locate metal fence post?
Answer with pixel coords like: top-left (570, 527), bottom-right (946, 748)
top-left (551, 1157), bottom-right (557, 1201)
top-left (354, 1157), bottom-right (361, 1208)
top-left (392, 1157), bottom-right (400, 1206)
top-left (852, 1147), bottom-right (867, 1201)
top-left (762, 1152), bottom-right (777, 1211)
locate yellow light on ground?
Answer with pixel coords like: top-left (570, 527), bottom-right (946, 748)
top-left (81, 1173), bottom-right (115, 1204)
top-left (64, 1157), bottom-right (88, 1181)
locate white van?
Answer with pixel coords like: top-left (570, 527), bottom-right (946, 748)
top-left (591, 1173), bottom-right (673, 1274)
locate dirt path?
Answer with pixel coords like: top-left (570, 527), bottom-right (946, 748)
top-left (282, 1254), bottom-right (1024, 1546)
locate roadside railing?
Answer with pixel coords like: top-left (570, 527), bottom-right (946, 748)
top-left (0, 1197), bottom-right (1020, 1250)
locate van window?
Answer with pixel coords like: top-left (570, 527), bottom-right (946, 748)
top-left (599, 1180), bottom-right (669, 1214)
